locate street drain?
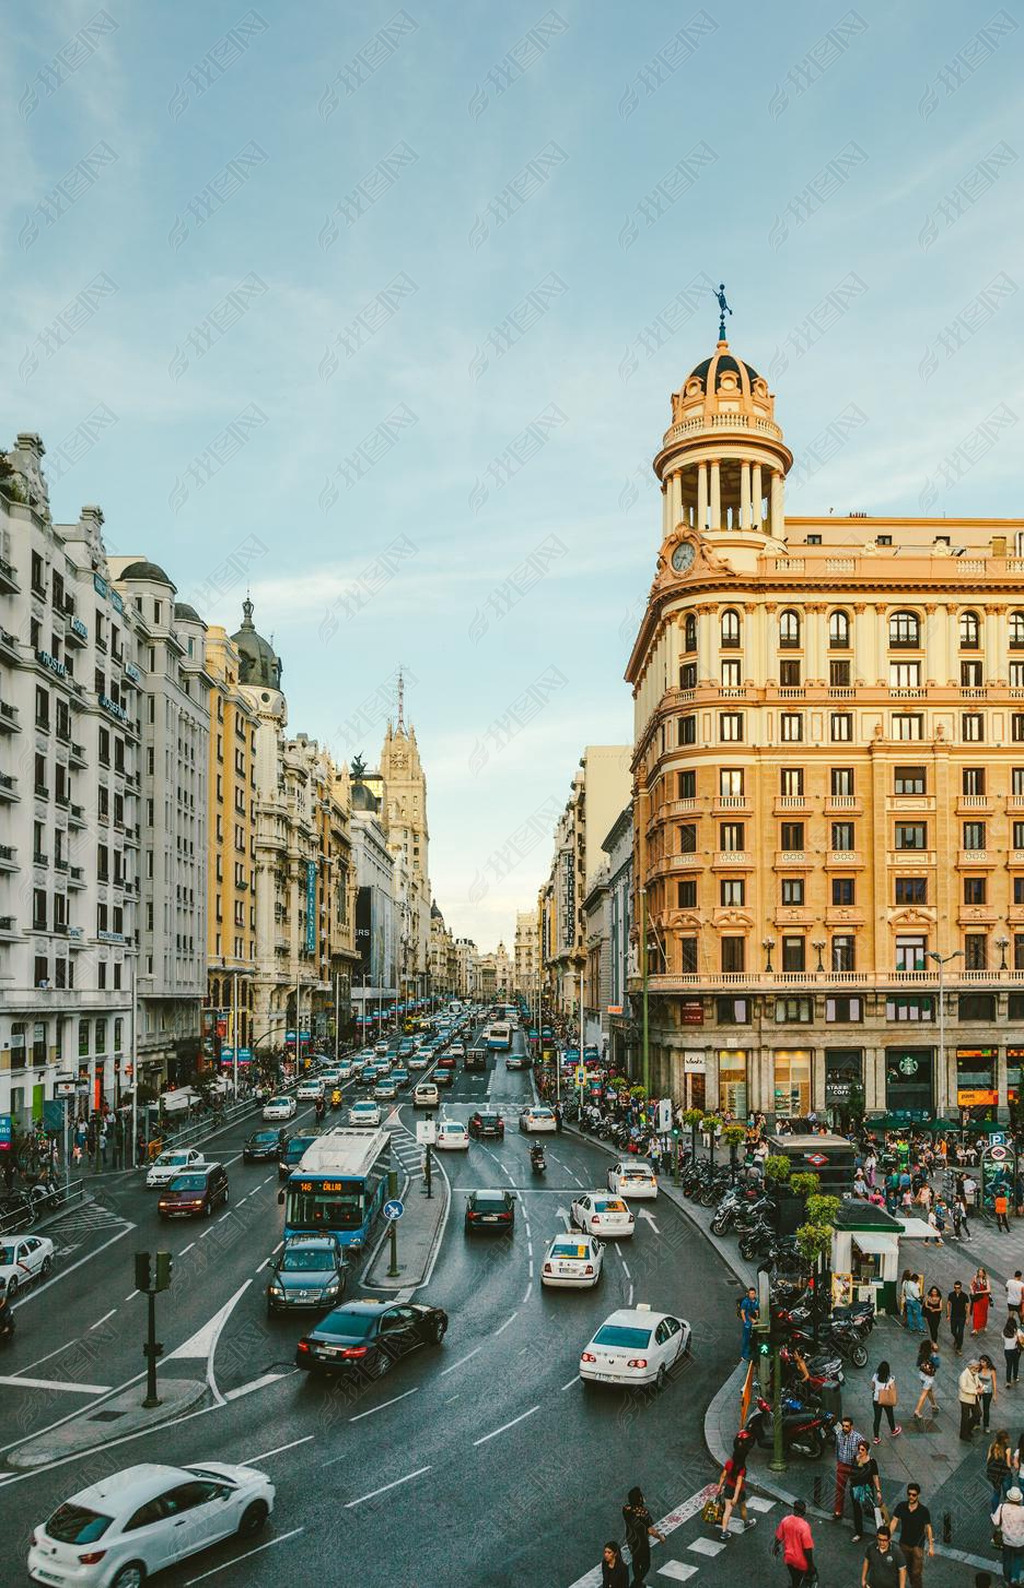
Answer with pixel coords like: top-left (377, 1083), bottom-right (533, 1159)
top-left (88, 1409), bottom-right (126, 1422)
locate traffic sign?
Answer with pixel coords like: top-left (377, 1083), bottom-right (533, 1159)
top-left (416, 1121), bottom-right (436, 1145)
top-left (990, 1132), bottom-right (1007, 1147)
top-left (989, 1145), bottom-right (1009, 1163)
top-left (384, 1199), bottom-right (404, 1220)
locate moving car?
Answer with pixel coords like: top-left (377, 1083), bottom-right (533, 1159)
top-left (262, 1095), bottom-right (297, 1122)
top-left (464, 1188), bottom-right (515, 1234)
top-left (434, 1121), bottom-right (469, 1151)
top-left (505, 1052), bottom-right (530, 1070)
top-left (348, 1100), bottom-right (382, 1128)
top-left (319, 1068), bottom-right (342, 1087)
top-left (374, 1040), bottom-right (389, 1056)
top-left (391, 1068), bottom-right (410, 1090)
top-left (267, 1234), bottom-right (348, 1314)
top-left (277, 1133), bottom-right (317, 1181)
top-left (296, 1078), bottom-right (324, 1101)
top-left (579, 1304), bottom-right (691, 1389)
top-left (373, 1078), bottom-right (398, 1101)
top-left (519, 1105), bottom-right (557, 1134)
top-left (0, 1234), bottom-right (54, 1297)
top-left (464, 1046), bottom-right (488, 1072)
top-left (447, 1042), bottom-right (465, 1059)
top-left (413, 1082), bottom-right (439, 1109)
top-left (408, 1052), bottom-right (429, 1071)
top-left (27, 1460), bottom-right (275, 1586)
top-left (145, 1147), bottom-right (206, 1188)
top-left (295, 1299), bottom-right (447, 1377)
top-left (542, 1234), bottom-right (603, 1289)
top-left (158, 1163), bottom-right (229, 1219)
top-left (468, 1108), bottom-right (504, 1140)
top-left (433, 1061), bottom-right (454, 1088)
top-left (243, 1128), bottom-right (285, 1164)
top-left (570, 1194), bottom-right (636, 1239)
top-left (336, 1060), bottom-right (354, 1081)
top-left (607, 1160), bottom-right (659, 1200)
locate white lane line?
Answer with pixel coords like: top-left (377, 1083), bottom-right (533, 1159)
top-left (246, 1434), bottom-right (315, 1463)
top-left (527, 1241), bottom-right (534, 1259)
top-left (179, 1242), bottom-right (196, 1255)
top-left (272, 1240), bottom-right (283, 1254)
top-left (560, 1375), bottom-right (578, 1391)
top-left (255, 1255), bottom-right (272, 1273)
top-left (0, 1373), bottom-right (112, 1394)
top-left (521, 1280), bottom-right (532, 1305)
top-left (347, 1386), bottom-right (420, 1424)
top-left (9, 1340), bottom-right (85, 1376)
top-left (223, 1371), bottom-right (291, 1402)
top-left (184, 1528), bottom-right (305, 1584)
top-left (473, 1404), bottom-right (540, 1446)
top-left (439, 1345), bottom-right (482, 1377)
top-left (494, 1311), bottom-right (518, 1337)
top-left (124, 1289), bottom-right (138, 1302)
top-left (200, 1226), bottom-right (216, 1238)
top-left (620, 1259), bottom-right (631, 1279)
top-left (88, 1309), bottom-right (116, 1331)
top-left (627, 1284), bottom-right (634, 1305)
top-left (344, 1465), bottom-right (431, 1508)
top-left (12, 1225), bottom-right (134, 1312)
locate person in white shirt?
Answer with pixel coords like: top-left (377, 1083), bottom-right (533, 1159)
top-left (1007, 1271), bottom-right (1024, 1319)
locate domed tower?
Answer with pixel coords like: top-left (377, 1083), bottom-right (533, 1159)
top-left (654, 318), bottom-right (792, 575)
top-left (232, 596), bottom-right (282, 693)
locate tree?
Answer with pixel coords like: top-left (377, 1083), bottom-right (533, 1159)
top-left (681, 1107), bottom-right (703, 1167)
top-left (764, 1154), bottom-right (792, 1185)
top-left (790, 1171), bottom-right (821, 1200)
top-left (722, 1123), bottom-right (747, 1185)
top-left (794, 1222), bottom-right (833, 1267)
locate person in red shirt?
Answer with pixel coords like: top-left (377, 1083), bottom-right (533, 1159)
top-left (775, 1498), bottom-right (816, 1588)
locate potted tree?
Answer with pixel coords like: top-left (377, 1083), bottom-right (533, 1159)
top-left (722, 1123), bottom-right (747, 1186)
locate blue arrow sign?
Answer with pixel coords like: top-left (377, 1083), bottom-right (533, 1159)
top-left (383, 1199), bottom-right (404, 1220)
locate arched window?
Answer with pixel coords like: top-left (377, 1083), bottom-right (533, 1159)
top-left (779, 610), bottom-right (801, 649)
top-left (720, 610), bottom-right (741, 650)
top-left (683, 613), bottom-right (697, 653)
top-left (1011, 611), bottom-right (1024, 650)
top-left (888, 610), bottom-right (920, 648)
top-left (828, 610), bottom-right (850, 649)
top-left (959, 610), bottom-right (980, 649)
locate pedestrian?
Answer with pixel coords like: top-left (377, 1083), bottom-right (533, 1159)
top-left (871, 1359), bottom-right (902, 1442)
top-left (601, 1541), bottom-right (629, 1588)
top-left (1003, 1316), bottom-right (1022, 1387)
top-left (987, 1428), bottom-right (1013, 1510)
top-left (621, 1487), bottom-right (665, 1587)
top-left (834, 1412), bottom-right (868, 1522)
top-left (958, 1358), bottom-right (983, 1442)
top-left (862, 1525), bottom-right (907, 1588)
top-left (992, 1484), bottom-right (1024, 1585)
top-left (956, 1192), bottom-right (972, 1240)
top-left (1008, 1273), bottom-right (1024, 1321)
top-left (977, 1354), bottom-right (998, 1431)
top-left (890, 1484), bottom-right (933, 1588)
top-left (923, 1286), bottom-right (942, 1345)
top-left (995, 1187), bottom-right (1011, 1234)
top-left (718, 1430), bottom-right (757, 1540)
top-left (554, 1102), bottom-right (563, 1133)
top-left (947, 1280), bottom-right (969, 1355)
top-left (912, 1341), bottom-right (939, 1422)
top-left (739, 1286), bottom-right (759, 1362)
top-left (904, 1273), bottom-right (924, 1333)
top-left (972, 1267), bottom-right (992, 1334)
top-left (850, 1438), bottom-right (884, 1542)
top-left (774, 1498), bottom-right (815, 1588)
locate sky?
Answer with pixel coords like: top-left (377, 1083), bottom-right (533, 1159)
top-left (3, 1), bottom-right (1024, 951)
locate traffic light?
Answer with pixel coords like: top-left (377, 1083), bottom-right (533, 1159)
top-left (769, 1308), bottom-right (789, 1347)
top-left (154, 1251), bottom-right (173, 1293)
top-left (134, 1251), bottom-right (151, 1292)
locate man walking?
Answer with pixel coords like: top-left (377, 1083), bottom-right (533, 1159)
top-left (995, 1187), bottom-right (1011, 1233)
top-left (1007, 1272), bottom-right (1024, 1320)
top-left (959, 1359), bottom-right (983, 1441)
top-left (774, 1498), bottom-right (815, 1588)
top-left (835, 1412), bottom-right (868, 1521)
top-left (947, 1281), bottom-right (969, 1355)
top-left (891, 1484), bottom-right (934, 1588)
top-left (862, 1525), bottom-right (907, 1588)
top-left (621, 1487), bottom-right (665, 1587)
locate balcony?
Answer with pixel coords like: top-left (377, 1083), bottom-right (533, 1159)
top-left (67, 926), bottom-right (85, 947)
top-left (0, 845), bottom-right (18, 871)
top-left (0, 556), bottom-right (19, 594)
top-left (33, 851), bottom-right (48, 867)
top-left (775, 795), bottom-right (809, 811)
top-left (0, 916), bottom-right (18, 938)
top-left (957, 794), bottom-right (991, 811)
top-left (68, 804), bottom-right (85, 827)
top-left (0, 773), bottom-right (17, 802)
top-left (54, 857), bottom-right (68, 873)
top-left (775, 851), bottom-right (808, 866)
top-left (826, 795), bottom-right (860, 812)
top-left (713, 796), bottom-right (751, 812)
top-left (828, 850), bottom-right (864, 868)
top-left (712, 850), bottom-right (755, 870)
top-left (0, 628), bottom-right (18, 661)
top-left (68, 866), bottom-right (85, 888)
top-left (959, 849), bottom-right (996, 869)
top-left (0, 701), bottom-right (21, 733)
top-left (69, 742), bottom-right (86, 767)
top-left (33, 785), bottom-right (49, 802)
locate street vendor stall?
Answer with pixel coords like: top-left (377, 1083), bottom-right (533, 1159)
top-left (831, 1198), bottom-right (903, 1315)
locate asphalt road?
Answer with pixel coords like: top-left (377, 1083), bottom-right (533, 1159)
top-left (0, 1024), bottom-right (743, 1586)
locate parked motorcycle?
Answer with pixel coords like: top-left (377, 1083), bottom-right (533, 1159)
top-left (744, 1394), bottom-right (837, 1460)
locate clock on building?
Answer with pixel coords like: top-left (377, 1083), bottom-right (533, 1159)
top-left (671, 540), bottom-right (695, 574)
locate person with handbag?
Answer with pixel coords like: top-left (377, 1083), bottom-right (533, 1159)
top-left (871, 1359), bottom-right (902, 1442)
top-left (774, 1498), bottom-right (816, 1588)
top-left (992, 1484), bottom-right (1024, 1585)
top-left (977, 1354), bottom-right (998, 1432)
top-left (891, 1484), bottom-right (934, 1588)
top-left (912, 1341), bottom-right (939, 1422)
top-left (717, 1430), bottom-right (757, 1541)
top-left (959, 1360), bottom-right (984, 1441)
top-left (850, 1439), bottom-right (884, 1542)
top-left (987, 1429), bottom-right (1013, 1510)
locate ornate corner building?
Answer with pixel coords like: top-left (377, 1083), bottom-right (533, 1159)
top-left (627, 332), bottom-right (1024, 1126)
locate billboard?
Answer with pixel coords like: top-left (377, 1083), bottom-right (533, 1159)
top-left (305, 861), bottom-right (317, 954)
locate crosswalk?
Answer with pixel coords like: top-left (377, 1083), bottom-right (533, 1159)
top-left (389, 1128), bottom-right (425, 1182)
top-left (566, 1487), bottom-right (776, 1587)
top-left (46, 1197), bottom-right (135, 1258)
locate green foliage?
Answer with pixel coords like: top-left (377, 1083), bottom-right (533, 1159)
top-left (700, 1113), bottom-right (721, 1134)
top-left (790, 1171), bottom-right (821, 1199)
top-left (764, 1154), bottom-right (792, 1183)
top-left (629, 1084), bottom-right (648, 1100)
top-left (681, 1108), bottom-right (704, 1128)
top-left (806, 1193), bottom-right (840, 1227)
top-left (795, 1222), bottom-right (834, 1264)
top-left (721, 1124), bottom-right (747, 1148)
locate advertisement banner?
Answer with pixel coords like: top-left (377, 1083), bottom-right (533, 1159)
top-left (306, 861), bottom-right (317, 954)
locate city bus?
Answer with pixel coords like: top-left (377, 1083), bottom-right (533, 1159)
top-left (486, 1021), bottom-right (512, 1052)
top-left (279, 1127), bottom-right (390, 1252)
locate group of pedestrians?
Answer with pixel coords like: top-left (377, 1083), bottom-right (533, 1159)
top-left (598, 1487), bottom-right (666, 1587)
top-left (773, 1481), bottom-right (934, 1588)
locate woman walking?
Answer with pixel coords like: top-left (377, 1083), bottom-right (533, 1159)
top-left (717, 1430), bottom-right (757, 1542)
top-left (871, 1359), bottom-right (902, 1442)
top-left (992, 1484), bottom-right (1024, 1585)
top-left (972, 1267), bottom-right (992, 1336)
top-left (924, 1285), bottom-right (943, 1345)
top-left (849, 1438), bottom-right (884, 1542)
top-left (987, 1428), bottom-right (1013, 1511)
top-left (913, 1339), bottom-right (939, 1421)
top-left (977, 1354), bottom-right (998, 1432)
top-left (621, 1487), bottom-right (666, 1588)
top-left (1004, 1316), bottom-right (1021, 1388)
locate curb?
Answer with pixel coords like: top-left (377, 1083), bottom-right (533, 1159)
top-left (5, 1377), bottom-right (209, 1470)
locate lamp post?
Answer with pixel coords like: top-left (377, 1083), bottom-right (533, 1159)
top-left (928, 949), bottom-right (963, 1121)
top-left (812, 938), bottom-right (826, 975)
top-left (997, 936), bottom-right (1010, 973)
top-left (762, 937), bottom-right (775, 975)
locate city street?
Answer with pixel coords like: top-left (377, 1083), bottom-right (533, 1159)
top-left (0, 1027), bottom-right (741, 1585)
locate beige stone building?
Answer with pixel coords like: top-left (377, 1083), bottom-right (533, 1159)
top-left (627, 330), bottom-right (1024, 1126)
top-left (514, 909), bottom-right (540, 999)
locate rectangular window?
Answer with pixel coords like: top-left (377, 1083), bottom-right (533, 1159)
top-left (832, 934), bottom-right (856, 972)
top-left (886, 995), bottom-right (934, 1022)
top-left (831, 767), bottom-right (854, 796)
top-left (830, 713), bottom-right (853, 742)
top-left (716, 997), bottom-right (750, 1025)
top-left (962, 821), bottom-right (986, 850)
top-left (895, 822), bottom-right (927, 850)
top-left (678, 769), bottom-right (696, 799)
top-left (962, 713), bottom-right (984, 742)
top-left (963, 767), bottom-right (986, 795)
top-left (719, 713), bottom-right (743, 742)
top-left (720, 659), bottom-right (741, 688)
top-left (832, 877), bottom-right (855, 905)
top-left (1012, 664), bottom-right (1024, 689)
top-left (781, 878), bottom-right (804, 906)
top-left (895, 877), bottom-right (927, 905)
top-left (720, 822), bottom-right (745, 851)
top-left (889, 661), bottom-right (921, 688)
top-left (826, 996), bottom-right (862, 1023)
top-left (780, 822), bottom-right (804, 852)
top-left (831, 822), bottom-right (855, 851)
top-left (964, 933), bottom-right (987, 970)
top-left (775, 997), bottom-right (813, 1023)
top-left (780, 767), bottom-right (804, 796)
top-left (1013, 716), bottom-right (1024, 744)
top-left (892, 714), bottom-right (923, 740)
top-left (779, 660), bottom-right (801, 687)
top-left (677, 879), bottom-right (697, 909)
top-left (1015, 934), bottom-right (1024, 971)
top-left (780, 712), bottom-right (803, 742)
top-left (678, 824), bottom-right (697, 853)
top-left (680, 937), bottom-right (698, 974)
top-left (721, 938), bottom-right (745, 973)
top-left (829, 658), bottom-right (851, 687)
top-left (720, 879), bottom-right (745, 906)
top-left (961, 660), bottom-right (984, 687)
top-left (719, 769), bottom-right (743, 798)
top-left (1015, 822), bottom-right (1024, 850)
top-left (963, 877), bottom-right (987, 904)
top-left (894, 766), bottom-right (926, 795)
top-left (781, 936), bottom-right (805, 973)
top-left (895, 934), bottom-right (927, 971)
top-left (680, 662), bottom-right (697, 690)
top-left (679, 715), bottom-right (696, 745)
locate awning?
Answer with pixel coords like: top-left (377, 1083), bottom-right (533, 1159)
top-left (851, 1232), bottom-right (893, 1255)
top-left (896, 1218), bottom-right (936, 1239)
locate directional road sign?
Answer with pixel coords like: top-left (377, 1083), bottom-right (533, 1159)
top-left (384, 1199), bottom-right (405, 1220)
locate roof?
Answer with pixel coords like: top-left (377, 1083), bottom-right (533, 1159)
top-left (120, 560), bottom-right (173, 584)
top-left (231, 596), bottom-right (281, 690)
top-left (72, 1463), bottom-right (185, 1506)
top-left (835, 1196), bottom-right (902, 1233)
top-left (174, 601), bottom-right (202, 622)
top-left (292, 1127), bottom-right (388, 1178)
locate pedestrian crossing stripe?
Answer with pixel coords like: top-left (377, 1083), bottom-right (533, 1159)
top-left (658, 1567), bottom-right (698, 1581)
top-left (46, 1200), bottom-right (133, 1239)
top-left (566, 1488), bottom-right (776, 1588)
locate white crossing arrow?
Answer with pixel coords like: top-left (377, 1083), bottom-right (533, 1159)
top-left (638, 1208), bottom-right (660, 1233)
top-left (556, 1206), bottom-right (572, 1230)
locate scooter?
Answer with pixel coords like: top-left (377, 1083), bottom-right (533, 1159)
top-left (744, 1394), bottom-right (837, 1460)
top-left (330, 1089), bottom-right (343, 1110)
top-left (530, 1147), bottom-right (547, 1176)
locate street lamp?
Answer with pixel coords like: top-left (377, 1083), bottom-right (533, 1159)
top-left (997, 935), bottom-right (1010, 972)
top-left (762, 937), bottom-right (775, 975)
top-left (927, 949), bottom-right (963, 1120)
top-left (812, 938), bottom-right (826, 975)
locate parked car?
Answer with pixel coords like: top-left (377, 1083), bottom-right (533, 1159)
top-left (158, 1162), bottom-right (229, 1219)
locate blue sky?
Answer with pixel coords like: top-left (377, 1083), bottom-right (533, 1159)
top-left (3, 1), bottom-right (1023, 949)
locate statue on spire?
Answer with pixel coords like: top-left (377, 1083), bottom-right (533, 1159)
top-left (715, 282), bottom-right (732, 342)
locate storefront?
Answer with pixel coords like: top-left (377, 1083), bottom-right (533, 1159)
top-left (885, 1046), bottom-right (934, 1119)
top-left (1008, 1048), bottom-right (1024, 1114)
top-left (956, 1047), bottom-right (998, 1123)
top-left (773, 1049), bottom-right (812, 1119)
top-left (825, 1049), bottom-right (864, 1131)
top-left (831, 1199), bottom-right (903, 1316)
top-left (718, 1049), bottom-right (747, 1117)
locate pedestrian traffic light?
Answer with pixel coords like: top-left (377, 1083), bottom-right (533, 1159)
top-left (134, 1251), bottom-right (151, 1292)
top-left (154, 1251), bottom-right (173, 1293)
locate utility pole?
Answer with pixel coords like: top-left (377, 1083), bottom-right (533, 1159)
top-left (424, 1110), bottom-right (433, 1199)
top-left (387, 1146), bottom-right (399, 1278)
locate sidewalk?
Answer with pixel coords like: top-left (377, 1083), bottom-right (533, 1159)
top-left (362, 1157), bottom-right (451, 1293)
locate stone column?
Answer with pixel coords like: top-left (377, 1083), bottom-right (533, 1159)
top-left (710, 460), bottom-right (721, 530)
top-left (740, 461), bottom-right (751, 530)
top-left (697, 602), bottom-right (714, 687)
top-left (752, 463), bottom-right (763, 528)
top-left (770, 470), bottom-right (784, 537)
top-left (696, 463), bottom-right (708, 533)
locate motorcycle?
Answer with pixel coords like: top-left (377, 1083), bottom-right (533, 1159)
top-left (0, 1298), bottom-right (14, 1349)
top-left (330, 1089), bottom-right (342, 1110)
top-left (530, 1148), bottom-right (547, 1176)
top-left (744, 1394), bottom-right (837, 1460)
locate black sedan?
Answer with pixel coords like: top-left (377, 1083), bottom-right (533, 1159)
top-left (277, 1133), bottom-right (318, 1181)
top-left (468, 1109), bottom-right (505, 1140)
top-left (464, 1188), bottom-right (515, 1234)
top-left (243, 1128), bottom-right (286, 1163)
top-left (295, 1300), bottom-right (448, 1378)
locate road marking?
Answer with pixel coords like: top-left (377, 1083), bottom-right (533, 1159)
top-left (0, 1373), bottom-right (111, 1394)
top-left (619, 1258), bottom-right (631, 1279)
top-left (345, 1465), bottom-right (431, 1507)
top-left (560, 1375), bottom-right (578, 1391)
top-left (11, 1225), bottom-right (134, 1312)
top-left (638, 1208), bottom-right (660, 1233)
top-left (744, 1496), bottom-right (775, 1513)
top-left (473, 1404), bottom-right (539, 1446)
top-left (687, 1538), bottom-right (725, 1557)
top-left (223, 1371), bottom-right (291, 1402)
top-left (658, 1564), bottom-right (698, 1581)
top-left (124, 1289), bottom-right (138, 1301)
top-left (88, 1309), bottom-right (117, 1330)
top-left (179, 1242), bottom-right (196, 1255)
top-left (247, 1434), bottom-right (315, 1463)
top-left (255, 1255), bottom-right (272, 1273)
top-left (184, 1528), bottom-right (305, 1583)
top-left (527, 1241), bottom-right (534, 1259)
top-left (439, 1345), bottom-right (482, 1377)
top-left (347, 1386), bottom-right (420, 1424)
top-left (494, 1311), bottom-right (518, 1337)
top-left (521, 1279), bottom-right (532, 1304)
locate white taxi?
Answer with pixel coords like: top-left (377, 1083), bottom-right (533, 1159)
top-left (336, 1060), bottom-right (354, 1081)
top-left (607, 1160), bottom-right (659, 1200)
top-left (570, 1193), bottom-right (635, 1239)
top-left (518, 1105), bottom-right (557, 1134)
top-left (263, 1095), bottom-right (297, 1122)
top-left (579, 1303), bottom-right (691, 1389)
top-left (348, 1100), bottom-right (382, 1128)
top-left (296, 1077), bottom-right (324, 1101)
top-left (145, 1147), bottom-right (206, 1188)
top-left (541, 1233), bottom-right (603, 1289)
top-left (435, 1120), bottom-right (469, 1151)
top-left (0, 1234), bottom-right (54, 1298)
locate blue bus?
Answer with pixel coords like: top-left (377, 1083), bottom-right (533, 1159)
top-left (281, 1127), bottom-right (390, 1252)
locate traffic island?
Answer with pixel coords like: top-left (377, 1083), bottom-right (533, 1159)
top-left (5, 1376), bottom-right (208, 1470)
top-left (362, 1161), bottom-right (451, 1293)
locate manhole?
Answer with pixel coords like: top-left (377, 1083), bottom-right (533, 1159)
top-left (88, 1409), bottom-right (126, 1423)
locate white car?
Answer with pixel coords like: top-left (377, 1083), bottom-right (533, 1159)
top-left (373, 1079), bottom-right (398, 1101)
top-left (296, 1078), bottom-right (324, 1101)
top-left (519, 1106), bottom-right (557, 1134)
top-left (263, 1095), bottom-right (297, 1121)
top-left (348, 1100), bottom-right (382, 1127)
top-left (408, 1053), bottom-right (429, 1071)
top-left (145, 1148), bottom-right (206, 1189)
top-left (541, 1233), bottom-right (603, 1289)
top-left (358, 1048), bottom-right (376, 1062)
top-left (336, 1061), bottom-right (354, 1081)
top-left (447, 1043), bottom-right (466, 1059)
top-left (0, 1234), bottom-right (54, 1298)
top-left (571, 1193), bottom-right (636, 1239)
top-left (27, 1460), bottom-right (275, 1587)
top-left (413, 1082), bottom-right (439, 1108)
top-left (580, 1303), bottom-right (691, 1389)
top-left (435, 1121), bottom-right (469, 1151)
top-left (319, 1068), bottom-right (342, 1087)
top-left (374, 1040), bottom-right (389, 1055)
top-left (607, 1160), bottom-right (659, 1200)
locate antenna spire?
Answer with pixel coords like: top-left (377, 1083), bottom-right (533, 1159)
top-left (396, 666), bottom-right (405, 732)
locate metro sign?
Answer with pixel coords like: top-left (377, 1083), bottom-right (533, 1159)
top-left (804, 1153), bottom-right (828, 1167)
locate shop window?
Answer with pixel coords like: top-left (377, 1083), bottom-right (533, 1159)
top-left (956, 1047), bottom-right (996, 1118)
top-left (718, 1050), bottom-right (748, 1115)
top-left (774, 1050), bottom-right (811, 1117)
top-left (885, 1047), bottom-right (933, 1116)
top-left (886, 995), bottom-right (934, 1022)
top-left (825, 1049), bottom-right (863, 1124)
